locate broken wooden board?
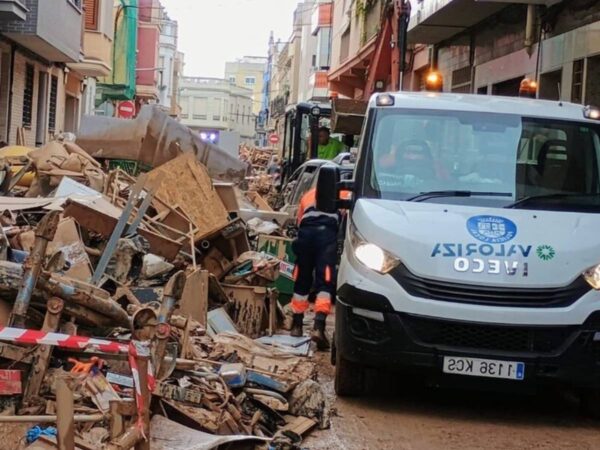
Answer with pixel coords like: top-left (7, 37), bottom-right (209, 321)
top-left (213, 183), bottom-right (240, 214)
top-left (221, 284), bottom-right (268, 338)
top-left (245, 191), bottom-right (273, 211)
top-left (85, 372), bottom-right (121, 413)
top-left (281, 415), bottom-right (317, 436)
top-left (175, 269), bottom-right (209, 326)
top-left (63, 199), bottom-right (182, 260)
top-left (18, 217), bottom-right (93, 281)
top-left (212, 332), bottom-right (316, 385)
top-left (146, 154), bottom-right (229, 240)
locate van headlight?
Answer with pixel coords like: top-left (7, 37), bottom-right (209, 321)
top-left (349, 221), bottom-right (399, 274)
top-left (583, 265), bottom-right (600, 290)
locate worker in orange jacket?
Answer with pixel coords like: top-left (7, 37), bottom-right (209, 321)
top-left (290, 187), bottom-right (339, 350)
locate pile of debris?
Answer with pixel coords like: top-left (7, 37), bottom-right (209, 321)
top-left (0, 107), bottom-right (327, 450)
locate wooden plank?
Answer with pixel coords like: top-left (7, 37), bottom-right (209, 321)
top-left (63, 201), bottom-right (182, 260)
top-left (281, 415), bottom-right (317, 436)
top-left (18, 218), bottom-right (93, 281)
top-left (146, 154), bottom-right (229, 240)
top-left (175, 270), bottom-right (209, 326)
top-left (221, 284), bottom-right (268, 338)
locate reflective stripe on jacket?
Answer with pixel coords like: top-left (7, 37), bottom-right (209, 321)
top-left (297, 188), bottom-right (338, 227)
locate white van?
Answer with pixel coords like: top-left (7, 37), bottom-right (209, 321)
top-left (316, 92), bottom-right (600, 413)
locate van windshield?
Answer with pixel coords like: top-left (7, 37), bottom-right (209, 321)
top-left (366, 108), bottom-right (600, 211)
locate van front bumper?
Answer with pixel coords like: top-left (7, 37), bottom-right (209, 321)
top-left (336, 284), bottom-right (600, 389)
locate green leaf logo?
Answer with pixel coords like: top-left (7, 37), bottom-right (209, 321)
top-left (536, 245), bottom-right (555, 261)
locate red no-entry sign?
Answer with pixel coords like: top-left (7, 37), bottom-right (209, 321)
top-left (269, 134), bottom-right (280, 144)
top-left (117, 101), bottom-right (136, 119)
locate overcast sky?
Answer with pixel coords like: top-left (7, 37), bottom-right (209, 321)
top-left (160, 0), bottom-right (301, 78)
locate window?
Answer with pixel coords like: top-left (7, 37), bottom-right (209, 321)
top-left (193, 97), bottom-right (207, 117)
top-left (340, 29), bottom-right (351, 62)
top-left (69, 0), bottom-right (83, 10)
top-left (22, 64), bottom-right (34, 128)
top-left (229, 76), bottom-right (236, 84)
top-left (48, 76), bottom-right (58, 132)
top-left (365, 109), bottom-right (600, 212)
top-left (84, 0), bottom-right (98, 30)
top-left (572, 59), bottom-right (584, 104)
top-left (245, 76), bottom-right (256, 86)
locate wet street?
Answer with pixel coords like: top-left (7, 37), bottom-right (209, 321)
top-left (305, 339), bottom-right (600, 450)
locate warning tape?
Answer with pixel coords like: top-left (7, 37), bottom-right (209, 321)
top-left (0, 326), bottom-right (129, 354)
top-left (128, 341), bottom-right (155, 440)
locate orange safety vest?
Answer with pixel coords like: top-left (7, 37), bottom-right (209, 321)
top-left (297, 188), bottom-right (339, 227)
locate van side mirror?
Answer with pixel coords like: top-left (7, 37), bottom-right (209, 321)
top-left (316, 165), bottom-right (341, 214)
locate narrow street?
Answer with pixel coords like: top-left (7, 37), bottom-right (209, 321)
top-left (307, 350), bottom-right (600, 450)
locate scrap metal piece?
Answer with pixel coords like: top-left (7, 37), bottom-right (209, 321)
top-left (91, 174), bottom-right (147, 285)
top-left (154, 271), bottom-right (186, 378)
top-left (10, 211), bottom-right (60, 327)
top-left (22, 297), bottom-right (64, 405)
top-left (39, 275), bottom-right (131, 327)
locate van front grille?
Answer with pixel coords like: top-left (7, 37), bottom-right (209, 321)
top-left (390, 264), bottom-right (590, 308)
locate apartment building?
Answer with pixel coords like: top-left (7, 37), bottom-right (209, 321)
top-left (158, 12), bottom-right (179, 116)
top-left (0, 0), bottom-right (87, 146)
top-left (225, 56), bottom-right (267, 116)
top-left (135, 0), bottom-right (161, 108)
top-left (328, 0), bottom-right (385, 99)
top-left (179, 77), bottom-right (255, 143)
top-left (407, 0), bottom-right (600, 102)
top-left (70, 0), bottom-right (115, 116)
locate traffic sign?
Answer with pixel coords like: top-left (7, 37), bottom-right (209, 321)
top-left (117, 101), bottom-right (136, 119)
top-left (269, 134), bottom-right (280, 144)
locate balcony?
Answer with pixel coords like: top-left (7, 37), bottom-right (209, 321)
top-left (408, 0), bottom-right (505, 44)
top-left (2, 0), bottom-right (82, 62)
top-left (69, 0), bottom-right (114, 77)
top-left (309, 70), bottom-right (329, 100)
top-left (0, 0), bottom-right (27, 21)
top-left (312, 2), bottom-right (333, 35)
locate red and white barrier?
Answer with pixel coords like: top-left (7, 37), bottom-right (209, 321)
top-left (0, 326), bottom-right (129, 354)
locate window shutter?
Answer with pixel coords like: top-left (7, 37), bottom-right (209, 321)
top-left (84, 0), bottom-right (98, 30)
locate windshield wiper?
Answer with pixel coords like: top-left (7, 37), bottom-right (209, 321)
top-left (505, 193), bottom-right (600, 209)
top-left (406, 190), bottom-right (513, 202)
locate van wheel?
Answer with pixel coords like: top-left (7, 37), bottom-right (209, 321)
top-left (581, 389), bottom-right (600, 419)
top-left (335, 350), bottom-right (365, 397)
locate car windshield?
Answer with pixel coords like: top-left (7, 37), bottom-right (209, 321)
top-left (365, 108), bottom-right (600, 212)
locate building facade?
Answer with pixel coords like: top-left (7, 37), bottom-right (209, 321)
top-left (328, 0), bottom-right (385, 99)
top-left (179, 77), bottom-right (255, 143)
top-left (135, 0), bottom-right (161, 109)
top-left (406, 0), bottom-right (600, 103)
top-left (158, 12), bottom-right (179, 116)
top-left (0, 0), bottom-right (89, 146)
top-left (224, 56), bottom-right (267, 116)
top-left (97, 0), bottom-right (138, 110)
top-left (70, 0), bottom-right (115, 116)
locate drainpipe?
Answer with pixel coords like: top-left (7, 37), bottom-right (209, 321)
top-left (6, 44), bottom-right (16, 144)
top-left (525, 4), bottom-right (536, 57)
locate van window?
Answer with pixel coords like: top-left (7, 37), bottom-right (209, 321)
top-left (365, 108), bottom-right (600, 211)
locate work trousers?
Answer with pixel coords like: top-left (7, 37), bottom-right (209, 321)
top-left (291, 224), bottom-right (337, 316)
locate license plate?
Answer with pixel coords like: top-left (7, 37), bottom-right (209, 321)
top-left (443, 356), bottom-right (525, 380)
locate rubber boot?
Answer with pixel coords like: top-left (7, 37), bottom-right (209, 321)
top-left (311, 313), bottom-right (330, 351)
top-left (290, 314), bottom-right (304, 337)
